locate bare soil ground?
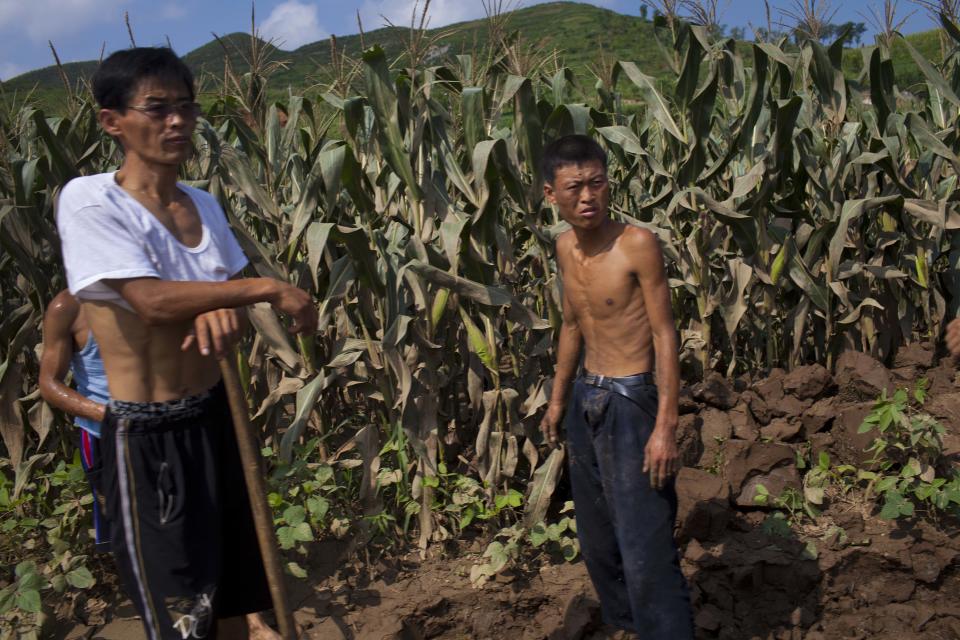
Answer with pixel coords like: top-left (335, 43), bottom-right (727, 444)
top-left (59, 512), bottom-right (960, 640)
top-left (55, 345), bottom-right (960, 639)
top-left (61, 544), bottom-right (604, 640)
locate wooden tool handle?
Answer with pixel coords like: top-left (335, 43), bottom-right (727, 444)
top-left (219, 355), bottom-right (297, 639)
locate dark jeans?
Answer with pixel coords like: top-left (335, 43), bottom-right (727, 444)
top-left (566, 375), bottom-right (693, 638)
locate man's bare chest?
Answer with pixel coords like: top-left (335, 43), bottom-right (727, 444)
top-left (565, 259), bottom-right (640, 317)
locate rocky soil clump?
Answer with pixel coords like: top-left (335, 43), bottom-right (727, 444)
top-left (674, 343), bottom-right (960, 639)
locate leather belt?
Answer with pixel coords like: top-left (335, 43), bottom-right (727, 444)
top-left (580, 371), bottom-right (655, 406)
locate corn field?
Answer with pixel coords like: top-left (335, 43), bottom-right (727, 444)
top-left (1, 14), bottom-right (960, 562)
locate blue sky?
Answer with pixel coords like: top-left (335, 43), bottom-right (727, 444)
top-left (0, 0), bottom-right (939, 80)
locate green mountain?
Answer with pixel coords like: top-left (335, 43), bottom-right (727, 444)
top-left (271, 1), bottom-right (676, 88)
top-left (0, 1), bottom-right (944, 107)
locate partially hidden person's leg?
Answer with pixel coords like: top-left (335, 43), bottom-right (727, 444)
top-left (211, 383), bottom-right (275, 634)
top-left (595, 385), bottom-right (693, 639)
top-left (565, 380), bottom-right (634, 630)
top-left (100, 398), bottom-right (224, 640)
top-left (79, 428), bottom-right (111, 553)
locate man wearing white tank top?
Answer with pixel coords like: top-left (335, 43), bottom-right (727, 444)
top-left (55, 47), bottom-right (316, 639)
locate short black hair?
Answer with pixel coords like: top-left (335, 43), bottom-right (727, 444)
top-left (540, 134), bottom-right (607, 184)
top-left (92, 47), bottom-right (194, 110)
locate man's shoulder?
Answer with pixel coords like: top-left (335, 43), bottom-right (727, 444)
top-left (59, 173), bottom-right (114, 209)
top-left (178, 183), bottom-right (226, 220)
top-left (555, 229), bottom-right (575, 250)
top-left (177, 182), bottom-right (215, 204)
top-left (617, 224), bottom-right (665, 274)
top-left (618, 223), bottom-right (658, 250)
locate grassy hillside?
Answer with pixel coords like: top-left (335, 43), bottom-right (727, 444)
top-left (279, 2), bottom-right (672, 85)
top-left (0, 1), bottom-right (946, 110)
top-left (209, 3), bottom-right (671, 95)
top-left (185, 33), bottom-right (281, 76)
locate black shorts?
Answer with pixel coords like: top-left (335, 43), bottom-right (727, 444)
top-left (98, 382), bottom-right (272, 640)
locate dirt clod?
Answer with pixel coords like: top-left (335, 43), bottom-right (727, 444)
top-left (832, 402), bottom-right (876, 466)
top-left (801, 396), bottom-right (838, 437)
top-left (759, 418), bottom-right (802, 443)
top-left (677, 413), bottom-right (704, 468)
top-left (835, 351), bottom-right (895, 401)
top-left (782, 364), bottom-right (833, 400)
top-left (699, 408), bottom-right (733, 450)
top-left (736, 464), bottom-right (802, 507)
top-left (741, 389), bottom-right (773, 425)
top-left (728, 402), bottom-right (758, 441)
top-left (692, 372), bottom-right (738, 410)
top-left (893, 342), bottom-right (935, 369)
top-left (768, 394), bottom-right (813, 420)
top-left (722, 441), bottom-right (795, 493)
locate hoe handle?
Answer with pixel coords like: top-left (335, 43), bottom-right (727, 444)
top-left (219, 355), bottom-right (297, 639)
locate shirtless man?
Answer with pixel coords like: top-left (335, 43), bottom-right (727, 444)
top-left (538, 135), bottom-right (693, 637)
top-left (56, 47), bottom-right (316, 639)
top-left (38, 291), bottom-right (281, 639)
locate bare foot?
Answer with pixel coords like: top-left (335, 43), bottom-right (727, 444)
top-left (246, 612), bottom-right (282, 640)
top-left (586, 625), bottom-right (636, 639)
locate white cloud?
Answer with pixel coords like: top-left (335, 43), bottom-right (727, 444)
top-left (160, 3), bottom-right (187, 20)
top-left (0, 0), bottom-right (128, 43)
top-left (358, 0), bottom-right (485, 30)
top-left (0, 62), bottom-right (24, 81)
top-left (259, 1), bottom-right (328, 49)
top-left (357, 0), bottom-right (619, 30)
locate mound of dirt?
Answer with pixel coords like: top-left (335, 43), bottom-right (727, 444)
top-left (671, 343), bottom-right (960, 640)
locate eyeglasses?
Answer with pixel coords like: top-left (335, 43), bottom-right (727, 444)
top-left (126, 101), bottom-right (202, 120)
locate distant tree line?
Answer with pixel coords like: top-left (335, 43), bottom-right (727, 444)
top-left (639, 2), bottom-right (867, 45)
top-left (753, 20), bottom-right (868, 45)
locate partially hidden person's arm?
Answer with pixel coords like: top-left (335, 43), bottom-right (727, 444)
top-left (38, 295), bottom-right (106, 423)
top-left (541, 237), bottom-right (583, 445)
top-left (947, 318), bottom-right (960, 358)
top-left (631, 226), bottom-right (681, 489)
